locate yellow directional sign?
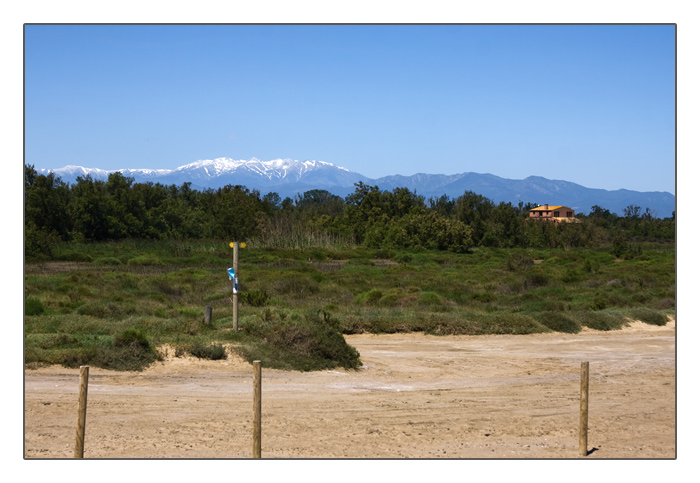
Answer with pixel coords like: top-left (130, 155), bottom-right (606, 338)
top-left (229, 242), bottom-right (234, 248)
top-left (240, 242), bottom-right (246, 248)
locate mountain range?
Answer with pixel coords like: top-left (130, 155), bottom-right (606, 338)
top-left (39, 158), bottom-right (676, 218)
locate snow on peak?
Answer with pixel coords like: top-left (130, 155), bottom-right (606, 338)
top-left (171, 157), bottom-right (350, 179)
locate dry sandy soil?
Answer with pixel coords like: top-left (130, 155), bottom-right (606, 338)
top-left (24, 320), bottom-right (675, 459)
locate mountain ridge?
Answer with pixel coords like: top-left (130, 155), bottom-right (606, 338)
top-left (37, 158), bottom-right (675, 218)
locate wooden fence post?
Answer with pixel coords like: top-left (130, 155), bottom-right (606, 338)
top-left (253, 360), bottom-right (261, 458)
top-left (74, 365), bottom-right (89, 458)
top-left (579, 361), bottom-right (589, 457)
top-left (204, 305), bottom-right (212, 324)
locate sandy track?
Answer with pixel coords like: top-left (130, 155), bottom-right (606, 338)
top-left (24, 321), bottom-right (675, 459)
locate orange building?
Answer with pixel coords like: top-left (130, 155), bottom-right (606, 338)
top-left (528, 204), bottom-right (579, 223)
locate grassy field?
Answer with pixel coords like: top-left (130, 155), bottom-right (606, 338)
top-left (24, 240), bottom-right (675, 371)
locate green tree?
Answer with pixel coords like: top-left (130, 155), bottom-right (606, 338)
top-left (24, 164), bottom-right (73, 240)
top-left (454, 191), bottom-right (494, 245)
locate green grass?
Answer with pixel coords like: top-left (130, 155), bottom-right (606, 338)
top-left (25, 241), bottom-right (675, 371)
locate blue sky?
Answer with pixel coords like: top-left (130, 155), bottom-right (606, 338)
top-left (24, 24), bottom-right (676, 194)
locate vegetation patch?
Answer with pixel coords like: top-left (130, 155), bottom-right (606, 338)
top-left (235, 310), bottom-right (361, 371)
top-left (628, 308), bottom-right (668, 326)
top-left (24, 239), bottom-right (674, 371)
top-left (532, 312), bottom-right (581, 333)
top-left (188, 343), bottom-right (227, 360)
top-left (571, 311), bottom-right (626, 331)
top-left (25, 297), bottom-right (46, 316)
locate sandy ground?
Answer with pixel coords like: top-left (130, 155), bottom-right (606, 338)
top-left (24, 320), bottom-right (675, 459)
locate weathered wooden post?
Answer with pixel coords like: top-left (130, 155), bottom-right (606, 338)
top-left (74, 365), bottom-right (89, 458)
top-left (579, 361), bottom-right (589, 457)
top-left (253, 360), bottom-right (262, 458)
top-left (233, 242), bottom-right (239, 331)
top-left (204, 305), bottom-right (212, 324)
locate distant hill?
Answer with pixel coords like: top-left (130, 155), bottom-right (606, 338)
top-left (39, 157), bottom-right (675, 218)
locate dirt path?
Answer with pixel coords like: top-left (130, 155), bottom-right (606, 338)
top-left (24, 321), bottom-right (675, 459)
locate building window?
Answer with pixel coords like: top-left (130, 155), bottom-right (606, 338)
top-left (554, 211), bottom-right (560, 217)
top-left (567, 211), bottom-right (573, 217)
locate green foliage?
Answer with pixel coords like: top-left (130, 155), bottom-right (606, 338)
top-left (506, 252), bottom-right (533, 271)
top-left (106, 328), bottom-right (160, 371)
top-left (533, 312), bottom-right (581, 333)
top-left (25, 298), bottom-right (46, 316)
top-left (93, 257), bottom-right (122, 266)
top-left (127, 256), bottom-right (164, 266)
top-left (417, 291), bottom-right (443, 307)
top-left (424, 313), bottom-right (550, 336)
top-left (612, 235), bottom-right (629, 258)
top-left (24, 241), bottom-right (674, 372)
top-left (629, 308), bottom-right (668, 326)
top-left (571, 311), bottom-right (626, 331)
top-left (24, 164), bottom-right (674, 259)
top-left (240, 290), bottom-right (270, 307)
top-left (189, 343), bottom-right (227, 360)
top-left (236, 310), bottom-right (362, 371)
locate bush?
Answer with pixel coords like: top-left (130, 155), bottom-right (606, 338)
top-left (236, 310), bottom-right (362, 371)
top-left (573, 311), bottom-right (625, 331)
top-left (93, 257), bottom-right (122, 266)
top-left (534, 312), bottom-right (581, 333)
top-left (271, 275), bottom-right (319, 297)
top-left (104, 328), bottom-right (159, 371)
top-left (417, 291), bottom-right (443, 307)
top-left (425, 313), bottom-right (549, 336)
top-left (56, 252), bottom-right (93, 262)
top-left (77, 302), bottom-right (135, 319)
top-left (25, 298), bottom-right (46, 316)
top-left (525, 273), bottom-right (549, 289)
top-left (127, 256), bottom-right (164, 266)
top-left (241, 290), bottom-right (270, 307)
top-left (189, 343), bottom-right (227, 360)
top-left (506, 253), bottom-right (533, 272)
top-left (114, 328), bottom-right (153, 351)
top-left (355, 289), bottom-right (384, 305)
top-left (629, 308), bottom-right (667, 326)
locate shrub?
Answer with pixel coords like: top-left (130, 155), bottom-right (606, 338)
top-left (355, 289), bottom-right (384, 305)
top-left (525, 273), bottom-right (549, 289)
top-left (655, 297), bottom-right (675, 310)
top-left (103, 328), bottom-right (159, 371)
top-left (395, 254), bottom-right (413, 264)
top-left (629, 308), bottom-right (667, 326)
top-left (534, 312), bottom-right (581, 333)
top-left (241, 290), bottom-right (270, 307)
top-left (25, 298), bottom-right (46, 316)
top-left (236, 310), bottom-right (361, 371)
top-left (113, 328), bottom-right (152, 351)
top-left (373, 249), bottom-right (396, 260)
top-left (127, 256), bottom-right (164, 266)
top-left (271, 275), bottom-right (319, 297)
top-left (56, 252), bottom-right (93, 262)
top-left (471, 292), bottom-right (496, 303)
top-left (424, 313), bottom-right (549, 336)
top-left (77, 302), bottom-right (135, 319)
top-left (506, 253), bottom-right (533, 272)
top-left (573, 311), bottom-right (625, 331)
top-left (417, 291), bottom-right (443, 306)
top-left (93, 257), bottom-right (122, 266)
top-left (189, 343), bottom-right (227, 360)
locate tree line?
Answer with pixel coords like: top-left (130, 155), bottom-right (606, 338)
top-left (24, 164), bottom-right (675, 259)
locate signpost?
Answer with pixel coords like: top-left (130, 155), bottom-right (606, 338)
top-left (229, 242), bottom-right (246, 331)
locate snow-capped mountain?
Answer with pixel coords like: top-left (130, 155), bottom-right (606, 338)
top-left (40, 158), bottom-right (368, 192)
top-left (37, 158), bottom-right (675, 218)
